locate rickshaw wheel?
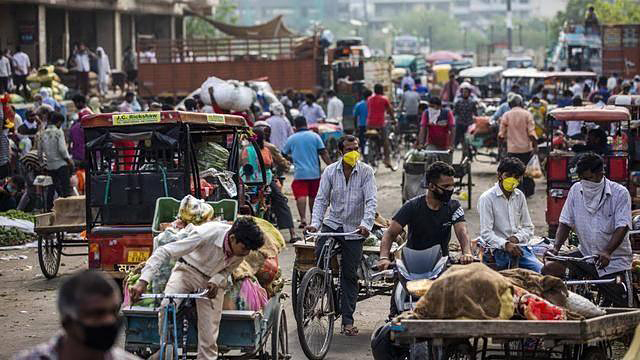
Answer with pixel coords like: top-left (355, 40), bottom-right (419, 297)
top-left (296, 267), bottom-right (334, 360)
top-left (443, 340), bottom-right (474, 360)
top-left (291, 268), bottom-right (300, 320)
top-left (466, 162), bottom-right (472, 210)
top-left (37, 232), bottom-right (62, 279)
top-left (270, 306), bottom-right (289, 359)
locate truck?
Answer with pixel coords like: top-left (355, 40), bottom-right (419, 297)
top-left (136, 35), bottom-right (326, 97)
top-left (549, 24), bottom-right (602, 73)
top-left (601, 24), bottom-right (640, 78)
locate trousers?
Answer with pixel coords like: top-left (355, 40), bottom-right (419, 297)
top-left (161, 262), bottom-right (224, 360)
top-left (46, 165), bottom-right (71, 211)
top-left (486, 246), bottom-right (543, 273)
top-left (314, 224), bottom-right (363, 326)
top-left (270, 180), bottom-right (294, 229)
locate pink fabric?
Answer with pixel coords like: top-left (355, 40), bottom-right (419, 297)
top-left (239, 277), bottom-right (268, 311)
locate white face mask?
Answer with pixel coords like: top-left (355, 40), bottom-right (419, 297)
top-left (428, 108), bottom-right (441, 124)
top-left (581, 177), bottom-right (606, 214)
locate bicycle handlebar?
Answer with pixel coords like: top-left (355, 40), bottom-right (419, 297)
top-left (305, 230), bottom-right (362, 238)
top-left (545, 254), bottom-right (598, 263)
top-left (140, 289), bottom-right (209, 300)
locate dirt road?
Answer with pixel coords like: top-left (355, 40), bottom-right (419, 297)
top-left (0, 157), bottom-right (550, 359)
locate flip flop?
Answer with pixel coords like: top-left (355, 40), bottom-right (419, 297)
top-left (298, 221), bottom-right (307, 229)
top-left (341, 325), bottom-right (359, 336)
top-left (289, 236), bottom-right (302, 244)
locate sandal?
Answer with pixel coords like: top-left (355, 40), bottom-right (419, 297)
top-left (298, 221), bottom-right (307, 229)
top-left (341, 325), bottom-right (359, 336)
top-left (289, 236), bottom-right (302, 244)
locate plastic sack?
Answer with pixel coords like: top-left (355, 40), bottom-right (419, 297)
top-left (525, 155), bottom-right (543, 179)
top-left (256, 256), bottom-right (279, 287)
top-left (199, 77), bottom-right (254, 111)
top-left (178, 195), bottom-right (214, 225)
top-left (224, 277), bottom-right (268, 311)
top-left (565, 291), bottom-right (605, 318)
top-left (514, 287), bottom-right (566, 320)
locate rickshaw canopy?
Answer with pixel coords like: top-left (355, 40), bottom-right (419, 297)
top-left (501, 68), bottom-right (546, 79)
top-left (607, 95), bottom-right (640, 107)
top-left (459, 66), bottom-right (504, 78)
top-left (82, 111), bottom-right (248, 129)
top-left (549, 106), bottom-right (631, 122)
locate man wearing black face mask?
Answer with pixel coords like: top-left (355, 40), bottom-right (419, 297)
top-left (16, 270), bottom-right (140, 360)
top-left (378, 161), bottom-right (473, 271)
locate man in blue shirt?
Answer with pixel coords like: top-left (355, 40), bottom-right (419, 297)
top-left (414, 78), bottom-right (429, 97)
top-left (283, 116), bottom-right (332, 228)
top-left (353, 89), bottom-right (371, 153)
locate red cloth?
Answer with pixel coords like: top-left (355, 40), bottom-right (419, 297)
top-left (113, 140), bottom-right (136, 171)
top-left (421, 109), bottom-right (454, 149)
top-left (366, 94), bottom-right (390, 128)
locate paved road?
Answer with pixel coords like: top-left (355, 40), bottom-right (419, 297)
top-left (0, 154), bottom-right (550, 359)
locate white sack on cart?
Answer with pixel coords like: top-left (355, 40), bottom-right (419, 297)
top-left (0, 216), bottom-right (34, 234)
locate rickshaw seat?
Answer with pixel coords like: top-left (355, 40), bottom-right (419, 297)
top-left (365, 129), bottom-right (381, 137)
top-left (91, 226), bottom-right (152, 235)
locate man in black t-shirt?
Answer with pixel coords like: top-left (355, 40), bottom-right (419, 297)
top-left (378, 162), bottom-right (473, 270)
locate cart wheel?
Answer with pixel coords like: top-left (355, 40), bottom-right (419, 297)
top-left (582, 346), bottom-right (607, 360)
top-left (271, 306), bottom-right (289, 359)
top-left (443, 340), bottom-right (474, 360)
top-left (295, 267), bottom-right (334, 360)
top-left (291, 268), bottom-right (300, 321)
top-left (38, 232), bottom-right (62, 279)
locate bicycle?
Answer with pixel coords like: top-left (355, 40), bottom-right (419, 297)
top-left (545, 254), bottom-right (635, 307)
top-left (138, 289), bottom-right (209, 360)
top-left (294, 230), bottom-right (363, 360)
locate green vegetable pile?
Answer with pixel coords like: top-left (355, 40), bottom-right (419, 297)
top-left (0, 210), bottom-right (35, 223)
top-left (126, 266), bottom-right (156, 307)
top-left (0, 210), bottom-right (37, 246)
top-left (0, 227), bottom-right (37, 246)
top-left (197, 142), bottom-right (229, 172)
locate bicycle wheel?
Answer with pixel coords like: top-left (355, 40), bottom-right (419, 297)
top-left (295, 267), bottom-right (335, 360)
top-left (271, 306), bottom-right (289, 360)
top-left (291, 268), bottom-right (300, 321)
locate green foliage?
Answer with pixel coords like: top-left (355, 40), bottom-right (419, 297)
top-left (185, 0), bottom-right (239, 39)
top-left (594, 0), bottom-right (640, 24)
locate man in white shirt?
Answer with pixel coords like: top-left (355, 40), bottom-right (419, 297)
top-left (478, 157), bottom-right (542, 272)
top-left (401, 73), bottom-right (415, 91)
top-left (12, 46), bottom-right (30, 96)
top-left (74, 43), bottom-right (96, 96)
top-left (326, 89), bottom-right (344, 125)
top-left (607, 73), bottom-right (618, 91)
top-left (299, 93), bottom-right (326, 125)
top-left (130, 217), bottom-right (264, 360)
top-left (0, 49), bottom-right (11, 93)
top-left (543, 153), bottom-right (633, 307)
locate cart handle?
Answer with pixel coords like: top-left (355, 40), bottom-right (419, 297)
top-left (139, 289), bottom-right (209, 300)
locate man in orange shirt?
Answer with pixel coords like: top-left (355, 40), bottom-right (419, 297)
top-left (498, 95), bottom-right (537, 195)
top-left (366, 84), bottom-right (395, 170)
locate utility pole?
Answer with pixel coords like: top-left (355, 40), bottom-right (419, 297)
top-left (464, 27), bottom-right (468, 52)
top-left (519, 24), bottom-right (523, 47)
top-left (428, 25), bottom-right (433, 52)
top-left (490, 25), bottom-right (494, 55)
top-left (506, 0), bottom-right (512, 52)
top-left (363, 0), bottom-right (369, 44)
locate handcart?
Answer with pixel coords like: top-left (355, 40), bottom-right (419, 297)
top-left (123, 292), bottom-right (290, 359)
top-left (389, 308), bottom-right (640, 360)
top-left (34, 198), bottom-right (86, 279)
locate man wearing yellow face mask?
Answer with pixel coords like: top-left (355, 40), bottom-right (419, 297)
top-left (307, 135), bottom-right (377, 336)
top-left (478, 157), bottom-right (542, 272)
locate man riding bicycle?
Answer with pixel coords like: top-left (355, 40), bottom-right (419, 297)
top-left (416, 96), bottom-right (455, 164)
top-left (306, 135), bottom-right (377, 336)
top-left (543, 153), bottom-right (634, 307)
top-left (366, 83), bottom-right (396, 170)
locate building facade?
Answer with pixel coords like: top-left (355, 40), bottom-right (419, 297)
top-left (235, 0), bottom-right (350, 31)
top-left (0, 0), bottom-right (215, 70)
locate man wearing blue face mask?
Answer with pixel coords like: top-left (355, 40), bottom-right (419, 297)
top-left (0, 175), bottom-right (25, 211)
top-left (543, 153), bottom-right (633, 307)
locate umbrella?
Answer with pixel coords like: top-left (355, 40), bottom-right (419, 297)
top-left (426, 51), bottom-right (462, 62)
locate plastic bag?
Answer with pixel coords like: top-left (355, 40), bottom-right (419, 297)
top-left (178, 195), bottom-right (214, 225)
top-left (525, 155), bottom-right (543, 179)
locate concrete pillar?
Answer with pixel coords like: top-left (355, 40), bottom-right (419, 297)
top-left (131, 14), bottom-right (136, 51)
top-left (38, 4), bottom-right (46, 66)
top-left (114, 11), bottom-right (122, 70)
top-left (64, 10), bottom-right (70, 61)
top-left (170, 15), bottom-right (176, 40)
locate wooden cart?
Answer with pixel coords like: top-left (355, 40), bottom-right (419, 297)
top-left (34, 212), bottom-right (86, 279)
top-left (389, 308), bottom-right (640, 360)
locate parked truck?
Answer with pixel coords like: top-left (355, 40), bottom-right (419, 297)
top-left (602, 24), bottom-right (640, 78)
top-left (136, 35), bottom-right (327, 97)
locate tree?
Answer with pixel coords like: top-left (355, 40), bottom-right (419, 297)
top-left (594, 0), bottom-right (640, 24)
top-left (185, 0), bottom-right (239, 39)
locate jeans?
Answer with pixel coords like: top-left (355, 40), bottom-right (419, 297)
top-left (314, 225), bottom-right (363, 326)
top-left (487, 246), bottom-right (543, 273)
top-left (269, 180), bottom-right (294, 230)
top-left (454, 123), bottom-right (470, 148)
top-left (46, 165), bottom-right (71, 211)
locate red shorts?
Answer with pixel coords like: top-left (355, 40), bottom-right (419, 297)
top-left (291, 179), bottom-right (320, 199)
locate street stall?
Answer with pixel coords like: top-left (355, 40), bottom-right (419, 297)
top-left (81, 111), bottom-right (265, 278)
top-left (545, 106), bottom-right (631, 238)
